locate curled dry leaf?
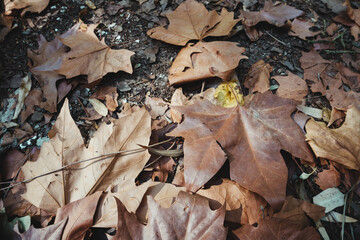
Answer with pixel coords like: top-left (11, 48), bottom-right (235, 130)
top-left (89, 98), bottom-right (108, 117)
top-left (273, 71), bottom-right (308, 102)
top-left (240, 0), bottom-right (304, 27)
top-left (244, 60), bottom-right (272, 93)
top-left (289, 18), bottom-right (321, 40)
top-left (144, 96), bottom-right (169, 119)
top-left (20, 99), bottom-right (151, 213)
top-left (197, 179), bottom-right (269, 225)
top-left (169, 92), bottom-right (314, 210)
top-left (305, 106), bottom-right (360, 171)
top-left (55, 192), bottom-right (103, 240)
top-left (169, 41), bottom-right (247, 85)
top-left (326, 88), bottom-right (360, 111)
top-left (90, 86), bottom-right (118, 111)
top-left (147, 0), bottom-right (239, 46)
top-left (4, 0), bottom-right (49, 16)
top-left (233, 218), bottom-right (321, 240)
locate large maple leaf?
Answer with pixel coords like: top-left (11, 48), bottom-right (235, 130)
top-left (20, 99), bottom-right (151, 213)
top-left (169, 92), bottom-right (314, 210)
top-left (147, 0), bottom-right (239, 46)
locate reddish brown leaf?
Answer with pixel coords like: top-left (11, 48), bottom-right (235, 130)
top-left (90, 86), bottom-right (119, 112)
top-left (334, 63), bottom-right (360, 91)
top-left (144, 96), bottom-right (169, 119)
top-left (289, 18), bottom-right (321, 40)
top-left (1, 149), bottom-right (26, 180)
top-left (55, 191), bottom-right (103, 240)
top-left (169, 92), bottom-right (314, 210)
top-left (168, 41), bottom-right (247, 85)
top-left (233, 218), bottom-right (321, 240)
top-left (244, 60), bottom-right (272, 93)
top-left (20, 89), bottom-right (42, 123)
top-left (240, 0), bottom-right (304, 27)
top-left (4, 0), bottom-right (49, 16)
top-left (325, 88), bottom-right (360, 111)
top-left (147, 0), bottom-right (239, 46)
top-left (315, 164), bottom-right (341, 190)
top-left (273, 71), bottom-right (307, 102)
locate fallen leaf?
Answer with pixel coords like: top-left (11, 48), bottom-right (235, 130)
top-left (55, 191), bottom-right (102, 240)
top-left (334, 62), bottom-right (360, 91)
top-left (147, 0), bottom-right (239, 46)
top-left (289, 18), bottom-right (321, 40)
top-left (28, 23), bottom-right (80, 112)
top-left (57, 24), bottom-right (134, 82)
top-left (214, 79), bottom-right (244, 108)
top-left (20, 99), bottom-right (151, 213)
top-left (4, 0), bottom-right (49, 16)
top-left (197, 179), bottom-right (269, 224)
top-left (89, 98), bottom-right (108, 117)
top-left (90, 86), bottom-right (118, 111)
top-left (345, 0), bottom-right (360, 26)
top-left (273, 71), bottom-right (308, 102)
top-left (16, 217), bottom-right (67, 240)
top-left (144, 96), bottom-right (169, 119)
top-left (233, 218), bottom-right (321, 240)
top-left (20, 89), bottom-right (42, 123)
top-left (12, 74), bottom-right (31, 120)
top-left (327, 108), bottom-right (346, 127)
top-left (1, 149), bottom-right (27, 180)
top-left (240, 0), bottom-right (304, 27)
top-left (313, 188), bottom-right (344, 213)
top-left (169, 92), bottom-right (314, 210)
top-left (325, 88), bottom-right (360, 111)
top-left (326, 23), bottom-right (338, 35)
top-left (305, 106), bottom-right (360, 170)
top-left (320, 0), bottom-right (347, 14)
top-left (322, 211), bottom-right (358, 223)
top-left (244, 60), bottom-right (272, 93)
top-left (315, 164), bottom-right (341, 190)
top-left (169, 41), bottom-right (247, 85)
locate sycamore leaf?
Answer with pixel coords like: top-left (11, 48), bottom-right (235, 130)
top-left (54, 192), bottom-right (103, 240)
top-left (169, 41), bottom-right (247, 85)
top-left (197, 179), bottom-right (269, 224)
top-left (244, 60), bottom-right (272, 93)
top-left (57, 24), bottom-right (134, 82)
top-left (233, 218), bottom-right (321, 240)
top-left (169, 92), bottom-right (314, 210)
top-left (305, 106), bottom-right (360, 171)
top-left (112, 191), bottom-right (227, 239)
top-left (147, 0), bottom-right (239, 46)
top-left (21, 99), bottom-right (151, 213)
top-left (289, 18), bottom-right (321, 40)
top-left (325, 88), bottom-right (360, 111)
top-left (273, 71), bottom-right (308, 102)
top-left (4, 0), bottom-right (49, 16)
top-left (16, 217), bottom-right (67, 240)
top-left (240, 0), bottom-right (304, 27)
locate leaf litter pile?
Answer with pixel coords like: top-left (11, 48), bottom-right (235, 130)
top-left (0, 0), bottom-right (360, 239)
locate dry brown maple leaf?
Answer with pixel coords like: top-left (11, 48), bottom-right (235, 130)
top-left (4, 0), bottom-right (49, 16)
top-left (197, 179), bottom-right (269, 225)
top-left (169, 92), bottom-right (314, 210)
top-left (57, 24), bottom-right (134, 82)
top-left (21, 99), bottom-right (151, 213)
top-left (169, 41), bottom-right (247, 85)
top-left (147, 0), bottom-right (239, 46)
top-left (55, 191), bottom-right (103, 240)
top-left (239, 0), bottom-right (304, 27)
top-left (273, 71), bottom-right (308, 102)
top-left (244, 60), bottom-right (272, 93)
top-left (305, 105), bottom-right (360, 171)
top-left (233, 218), bottom-right (321, 240)
top-left (28, 23), bottom-right (80, 112)
top-left (289, 18), bottom-right (321, 40)
top-left (112, 191), bottom-right (227, 240)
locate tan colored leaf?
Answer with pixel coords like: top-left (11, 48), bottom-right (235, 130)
top-left (345, 0), bottom-right (360, 26)
top-left (169, 92), bottom-right (314, 210)
top-left (240, 0), bottom-right (304, 27)
top-left (28, 23), bottom-right (80, 112)
top-left (334, 62), bottom-right (360, 91)
top-left (90, 86), bottom-right (118, 111)
top-left (325, 88), bottom-right (360, 111)
top-left (169, 41), bottom-right (247, 85)
top-left (21, 99), bottom-right (151, 213)
top-left (197, 179), bottom-right (269, 224)
top-left (273, 71), bottom-right (307, 101)
top-left (57, 24), bottom-right (134, 82)
top-left (289, 18), bottom-right (321, 40)
top-left (147, 0), bottom-right (239, 46)
top-left (233, 218), bottom-right (321, 240)
top-left (244, 60), bottom-right (272, 93)
top-left (328, 108), bottom-right (346, 127)
top-left (55, 192), bottom-right (102, 240)
top-left (17, 217), bottom-right (67, 240)
top-left (89, 98), bottom-right (108, 116)
top-left (5, 0), bottom-right (49, 16)
top-left (305, 106), bottom-right (360, 170)
top-left (315, 164), bottom-right (341, 190)
top-left (144, 96), bottom-right (169, 119)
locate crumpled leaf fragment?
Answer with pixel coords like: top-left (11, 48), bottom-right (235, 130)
top-left (289, 18), bottom-right (321, 40)
top-left (169, 41), bottom-right (247, 85)
top-left (4, 0), bottom-right (50, 16)
top-left (240, 0), bottom-right (304, 27)
top-left (305, 106), bottom-right (360, 171)
top-left (244, 60), bottom-right (272, 93)
top-left (147, 0), bottom-right (239, 46)
top-left (273, 71), bottom-right (308, 102)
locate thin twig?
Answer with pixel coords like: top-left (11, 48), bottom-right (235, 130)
top-left (322, 50), bottom-right (360, 54)
top-left (341, 180), bottom-right (360, 240)
top-left (264, 30), bottom-right (288, 47)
